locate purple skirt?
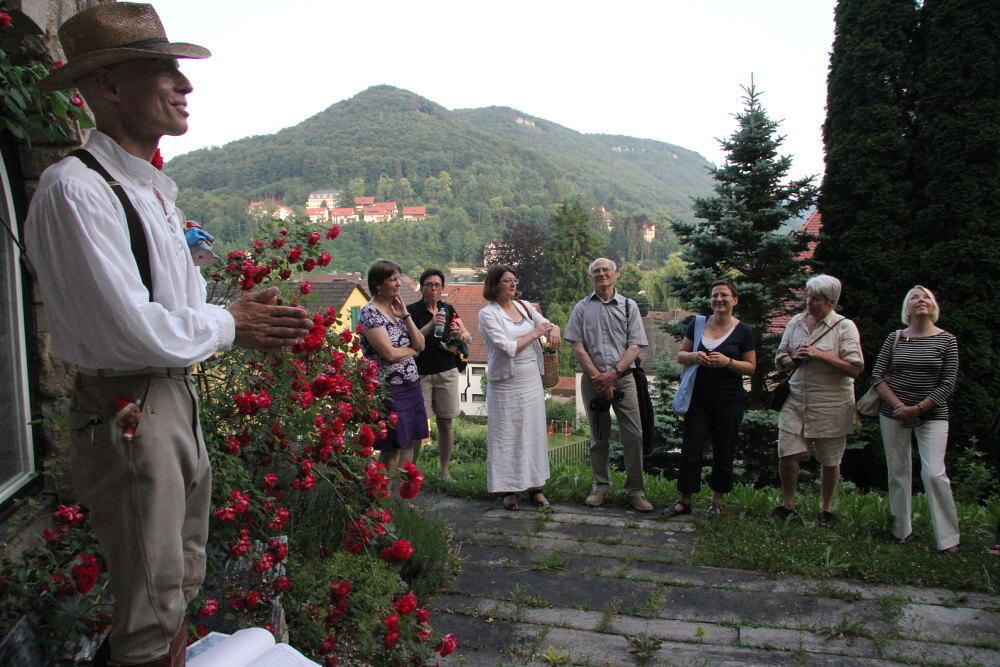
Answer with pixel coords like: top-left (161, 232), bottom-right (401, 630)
top-left (374, 380), bottom-right (429, 451)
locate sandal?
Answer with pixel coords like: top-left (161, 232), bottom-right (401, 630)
top-left (502, 494), bottom-right (519, 511)
top-left (529, 491), bottom-right (550, 507)
top-left (663, 499), bottom-right (691, 517)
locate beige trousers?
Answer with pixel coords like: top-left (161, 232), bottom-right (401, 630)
top-left (581, 374), bottom-right (645, 494)
top-left (69, 370), bottom-right (212, 664)
top-left (880, 415), bottom-right (959, 550)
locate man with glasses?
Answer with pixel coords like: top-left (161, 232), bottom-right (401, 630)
top-left (565, 258), bottom-right (652, 512)
top-left (407, 269), bottom-right (472, 481)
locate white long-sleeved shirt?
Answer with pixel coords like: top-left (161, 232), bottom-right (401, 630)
top-left (25, 131), bottom-right (235, 370)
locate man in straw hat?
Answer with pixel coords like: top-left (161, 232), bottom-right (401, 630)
top-left (25, 4), bottom-right (312, 665)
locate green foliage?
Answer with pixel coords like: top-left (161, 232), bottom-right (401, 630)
top-left (543, 200), bottom-right (602, 306)
top-left (949, 442), bottom-right (1000, 505)
top-left (545, 399), bottom-right (581, 429)
top-left (817, 0), bottom-right (999, 474)
top-left (390, 503), bottom-right (457, 599)
top-left (690, 483), bottom-right (1000, 592)
top-left (0, 48), bottom-right (94, 143)
top-left (667, 82), bottom-right (816, 408)
top-left (167, 85), bottom-right (716, 260)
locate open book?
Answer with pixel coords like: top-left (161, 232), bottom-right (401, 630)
top-left (187, 628), bottom-right (319, 666)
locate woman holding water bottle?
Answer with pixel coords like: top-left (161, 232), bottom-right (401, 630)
top-left (407, 269), bottom-right (472, 479)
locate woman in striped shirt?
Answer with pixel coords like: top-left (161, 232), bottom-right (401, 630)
top-left (872, 286), bottom-right (960, 552)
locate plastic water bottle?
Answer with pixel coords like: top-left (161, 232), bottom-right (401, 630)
top-left (433, 320), bottom-right (445, 338)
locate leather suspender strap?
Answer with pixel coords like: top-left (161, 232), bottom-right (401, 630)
top-left (69, 149), bottom-right (154, 300)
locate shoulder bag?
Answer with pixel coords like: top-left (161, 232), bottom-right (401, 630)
top-left (672, 315), bottom-right (707, 415)
top-left (515, 299), bottom-right (559, 388)
top-left (856, 330), bottom-right (901, 417)
top-left (765, 316), bottom-right (847, 410)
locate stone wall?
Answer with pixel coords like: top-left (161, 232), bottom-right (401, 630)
top-left (2, 0), bottom-right (110, 486)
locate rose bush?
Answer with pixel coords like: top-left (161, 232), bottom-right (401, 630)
top-left (194, 218), bottom-right (456, 664)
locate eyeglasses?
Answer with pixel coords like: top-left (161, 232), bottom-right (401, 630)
top-left (591, 268), bottom-right (614, 275)
top-left (499, 279), bottom-right (519, 285)
top-left (422, 283), bottom-right (443, 290)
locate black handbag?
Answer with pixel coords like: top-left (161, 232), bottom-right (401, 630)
top-left (766, 317), bottom-right (847, 410)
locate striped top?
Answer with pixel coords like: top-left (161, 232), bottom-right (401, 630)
top-left (870, 331), bottom-right (959, 421)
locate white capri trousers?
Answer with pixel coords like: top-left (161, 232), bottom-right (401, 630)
top-left (880, 415), bottom-right (960, 550)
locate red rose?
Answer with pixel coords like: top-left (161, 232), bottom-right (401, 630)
top-left (416, 608), bottom-right (430, 624)
top-left (299, 281), bottom-right (312, 295)
top-left (0, 12), bottom-right (13, 29)
top-left (324, 657), bottom-right (340, 667)
top-left (318, 251), bottom-right (332, 266)
top-left (272, 575), bottom-right (292, 593)
top-left (245, 589), bottom-right (263, 607)
top-left (253, 553), bottom-right (275, 572)
top-left (436, 633), bottom-right (458, 657)
top-left (306, 231), bottom-right (321, 246)
top-left (42, 527), bottom-right (65, 544)
top-left (196, 624), bottom-right (209, 637)
top-left (320, 635), bottom-right (337, 653)
top-left (416, 628), bottom-right (432, 642)
top-left (196, 598), bottom-right (219, 618)
top-left (71, 553), bottom-right (101, 594)
top-left (263, 472), bottom-right (278, 489)
top-left (383, 630), bottom-right (401, 648)
top-left (255, 392), bottom-right (272, 409)
top-left (326, 225), bottom-right (340, 240)
top-left (398, 481), bottom-right (421, 499)
top-left (303, 258), bottom-right (317, 272)
top-left (279, 268), bottom-right (292, 280)
top-left (54, 504), bottom-right (86, 526)
top-left (384, 613), bottom-right (400, 629)
top-left (287, 246), bottom-right (302, 263)
top-left (380, 539), bottom-right (414, 563)
top-left (394, 591), bottom-right (418, 615)
top-left (389, 412), bottom-right (399, 427)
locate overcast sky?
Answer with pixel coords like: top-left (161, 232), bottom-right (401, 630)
top-left (156, 0), bottom-right (836, 181)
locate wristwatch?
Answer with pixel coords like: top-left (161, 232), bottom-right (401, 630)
top-left (726, 358), bottom-right (734, 369)
top-left (400, 313), bottom-right (411, 320)
top-left (613, 365), bottom-right (624, 376)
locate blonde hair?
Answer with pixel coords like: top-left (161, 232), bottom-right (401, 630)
top-left (902, 285), bottom-right (940, 324)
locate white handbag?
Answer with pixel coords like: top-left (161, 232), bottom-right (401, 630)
top-left (857, 330), bottom-right (901, 417)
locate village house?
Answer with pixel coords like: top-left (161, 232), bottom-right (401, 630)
top-left (306, 189), bottom-right (341, 209)
top-left (306, 207), bottom-right (330, 223)
top-left (402, 205), bottom-right (428, 220)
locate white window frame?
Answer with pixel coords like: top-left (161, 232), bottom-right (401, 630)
top-left (0, 149), bottom-right (35, 503)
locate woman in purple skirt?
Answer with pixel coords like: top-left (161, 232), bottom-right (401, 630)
top-left (359, 260), bottom-right (429, 471)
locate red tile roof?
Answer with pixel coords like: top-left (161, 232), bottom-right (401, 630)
top-left (550, 376), bottom-right (576, 398)
top-left (402, 206), bottom-right (427, 216)
top-left (354, 196), bottom-right (375, 205)
top-left (305, 207), bottom-right (327, 215)
top-left (331, 208), bottom-right (355, 217)
top-left (769, 211), bottom-right (823, 333)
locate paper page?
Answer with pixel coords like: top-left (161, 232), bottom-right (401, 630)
top-left (187, 628), bottom-right (275, 667)
top-left (185, 632), bottom-right (230, 662)
top-left (245, 643), bottom-right (320, 667)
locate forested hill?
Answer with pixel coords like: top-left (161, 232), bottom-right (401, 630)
top-left (166, 85), bottom-right (716, 245)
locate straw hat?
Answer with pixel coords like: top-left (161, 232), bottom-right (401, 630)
top-left (36, 2), bottom-right (210, 92)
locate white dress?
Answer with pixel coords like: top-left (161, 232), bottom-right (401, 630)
top-left (485, 314), bottom-right (550, 493)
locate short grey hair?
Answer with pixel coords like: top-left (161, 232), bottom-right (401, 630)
top-left (805, 274), bottom-right (842, 304)
top-left (588, 257), bottom-right (617, 274)
top-left (901, 285), bottom-right (940, 325)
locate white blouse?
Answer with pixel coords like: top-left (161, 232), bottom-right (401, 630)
top-left (478, 301), bottom-right (551, 381)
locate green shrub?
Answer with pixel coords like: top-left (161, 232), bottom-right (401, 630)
top-left (391, 502), bottom-right (457, 599)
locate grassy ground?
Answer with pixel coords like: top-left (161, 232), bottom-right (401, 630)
top-left (419, 457), bottom-right (1000, 593)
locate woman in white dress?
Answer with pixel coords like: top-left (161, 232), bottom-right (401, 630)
top-left (478, 265), bottom-right (561, 510)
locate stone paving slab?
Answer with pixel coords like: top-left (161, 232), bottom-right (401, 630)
top-left (653, 586), bottom-right (894, 632)
top-left (897, 603), bottom-right (1000, 645)
top-left (741, 626), bottom-right (1000, 665)
top-left (481, 507), bottom-right (696, 532)
top-left (418, 491), bottom-right (1000, 665)
top-left (450, 561), bottom-right (657, 610)
top-left (467, 530), bottom-right (686, 563)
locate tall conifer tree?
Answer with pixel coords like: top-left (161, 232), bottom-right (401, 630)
top-left (912, 0), bottom-right (999, 445)
top-left (543, 200), bottom-right (601, 306)
top-left (814, 0), bottom-right (920, 368)
top-left (668, 83), bottom-right (816, 402)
